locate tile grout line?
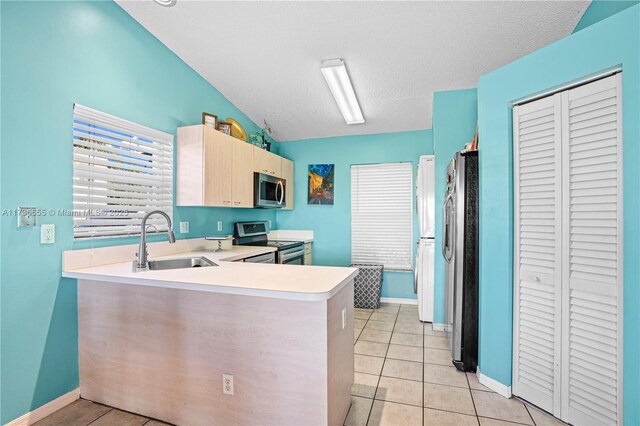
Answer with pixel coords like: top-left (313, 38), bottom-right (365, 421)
top-left (478, 414), bottom-right (537, 426)
top-left (349, 307), bottom-right (374, 425)
top-left (522, 400), bottom-right (538, 426)
top-left (84, 407), bottom-right (113, 426)
top-left (466, 371), bottom-right (481, 424)
top-left (365, 304), bottom-right (400, 426)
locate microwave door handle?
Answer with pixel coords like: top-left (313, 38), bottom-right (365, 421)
top-left (277, 181), bottom-right (284, 205)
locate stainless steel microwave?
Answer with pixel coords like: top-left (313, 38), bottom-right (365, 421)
top-left (254, 173), bottom-right (286, 208)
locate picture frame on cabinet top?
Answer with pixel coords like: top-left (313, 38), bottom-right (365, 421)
top-left (202, 112), bottom-right (218, 128)
top-left (217, 122), bottom-right (232, 136)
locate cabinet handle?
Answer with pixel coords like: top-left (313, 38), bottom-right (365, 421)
top-left (531, 276), bottom-right (541, 282)
top-left (223, 200), bottom-right (230, 205)
top-left (234, 201), bottom-right (240, 205)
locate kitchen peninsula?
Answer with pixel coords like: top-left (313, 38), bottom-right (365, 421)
top-left (62, 238), bottom-right (357, 426)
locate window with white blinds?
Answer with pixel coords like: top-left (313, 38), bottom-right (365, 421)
top-left (72, 104), bottom-right (174, 239)
top-left (351, 162), bottom-right (413, 270)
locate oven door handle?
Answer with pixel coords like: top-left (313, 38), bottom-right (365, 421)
top-left (279, 249), bottom-right (305, 262)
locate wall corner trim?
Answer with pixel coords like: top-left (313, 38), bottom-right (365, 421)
top-left (4, 388), bottom-right (80, 426)
top-left (476, 368), bottom-right (512, 399)
top-left (379, 297), bottom-right (418, 305)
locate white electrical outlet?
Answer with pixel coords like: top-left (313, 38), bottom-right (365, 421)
top-left (217, 221), bottom-right (223, 232)
top-left (41, 224), bottom-right (55, 244)
top-left (341, 307), bottom-right (347, 330)
top-left (268, 220), bottom-right (272, 229)
top-left (222, 374), bottom-right (234, 395)
top-left (180, 221), bottom-right (189, 234)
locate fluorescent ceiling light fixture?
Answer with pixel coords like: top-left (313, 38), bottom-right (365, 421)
top-left (153, 0), bottom-right (177, 7)
top-left (320, 59), bottom-right (365, 125)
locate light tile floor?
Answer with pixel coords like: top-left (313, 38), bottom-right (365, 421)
top-left (32, 303), bottom-right (566, 426)
top-left (347, 303), bottom-right (566, 426)
top-left (32, 399), bottom-right (168, 426)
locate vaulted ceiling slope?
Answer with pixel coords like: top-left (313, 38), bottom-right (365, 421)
top-left (116, 1), bottom-right (588, 141)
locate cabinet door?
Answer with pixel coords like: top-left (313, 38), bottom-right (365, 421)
top-left (562, 73), bottom-right (622, 426)
top-left (281, 158), bottom-right (294, 210)
top-left (304, 243), bottom-right (312, 265)
top-left (232, 139), bottom-right (255, 208)
top-left (513, 93), bottom-right (563, 415)
top-left (203, 127), bottom-right (233, 206)
top-left (254, 148), bottom-right (281, 177)
top-left (177, 125), bottom-right (205, 206)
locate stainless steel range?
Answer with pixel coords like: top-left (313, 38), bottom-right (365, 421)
top-left (233, 221), bottom-right (305, 265)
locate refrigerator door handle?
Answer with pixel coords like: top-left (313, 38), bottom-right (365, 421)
top-left (442, 194), bottom-right (454, 261)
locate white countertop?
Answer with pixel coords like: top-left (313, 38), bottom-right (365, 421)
top-left (63, 243), bottom-right (356, 301)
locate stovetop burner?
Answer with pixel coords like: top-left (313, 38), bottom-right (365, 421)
top-left (233, 222), bottom-right (304, 251)
top-left (266, 240), bottom-right (303, 250)
top-left (250, 240), bottom-right (303, 251)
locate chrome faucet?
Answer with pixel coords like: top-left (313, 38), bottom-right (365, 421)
top-left (133, 210), bottom-right (176, 272)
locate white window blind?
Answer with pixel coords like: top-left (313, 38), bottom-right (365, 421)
top-left (73, 104), bottom-right (174, 239)
top-left (351, 162), bottom-right (413, 270)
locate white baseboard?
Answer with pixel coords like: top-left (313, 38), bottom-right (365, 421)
top-left (379, 297), bottom-right (418, 305)
top-left (5, 388), bottom-right (80, 426)
top-left (431, 323), bottom-right (446, 331)
top-left (477, 367), bottom-right (512, 398)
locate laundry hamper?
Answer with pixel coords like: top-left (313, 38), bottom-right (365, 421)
top-left (351, 264), bottom-right (384, 309)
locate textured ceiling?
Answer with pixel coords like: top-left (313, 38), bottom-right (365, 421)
top-left (116, 1), bottom-right (588, 141)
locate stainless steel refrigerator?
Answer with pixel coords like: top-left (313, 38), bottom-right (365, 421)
top-left (443, 151), bottom-right (478, 372)
top-left (415, 155), bottom-right (435, 322)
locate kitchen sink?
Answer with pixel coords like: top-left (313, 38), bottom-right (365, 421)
top-left (141, 256), bottom-right (218, 271)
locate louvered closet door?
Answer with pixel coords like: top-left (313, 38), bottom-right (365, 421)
top-left (513, 94), bottom-right (563, 415)
top-left (561, 73), bottom-right (622, 426)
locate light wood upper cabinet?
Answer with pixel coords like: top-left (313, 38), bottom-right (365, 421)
top-left (177, 124), bottom-right (294, 209)
top-left (254, 147), bottom-right (281, 177)
top-left (281, 158), bottom-right (294, 210)
top-left (204, 127), bottom-right (233, 206)
top-left (177, 125), bottom-right (233, 207)
top-left (232, 140), bottom-right (254, 207)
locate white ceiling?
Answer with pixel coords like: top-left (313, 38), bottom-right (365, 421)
top-left (116, 1), bottom-right (588, 141)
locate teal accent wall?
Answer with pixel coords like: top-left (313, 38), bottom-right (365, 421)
top-left (432, 89), bottom-right (478, 325)
top-left (275, 130), bottom-right (433, 299)
top-left (477, 5), bottom-right (639, 424)
top-left (573, 0), bottom-right (639, 32)
top-left (0, 1), bottom-right (275, 423)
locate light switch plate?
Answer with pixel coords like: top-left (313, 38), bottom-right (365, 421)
top-left (18, 207), bottom-right (37, 227)
top-left (41, 224), bottom-right (55, 244)
top-left (180, 221), bottom-right (189, 234)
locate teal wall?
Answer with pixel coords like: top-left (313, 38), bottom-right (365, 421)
top-left (0, 1), bottom-right (275, 422)
top-left (573, 0), bottom-right (639, 32)
top-left (275, 130), bottom-right (433, 299)
top-left (432, 89), bottom-right (478, 325)
top-left (477, 5), bottom-right (639, 424)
